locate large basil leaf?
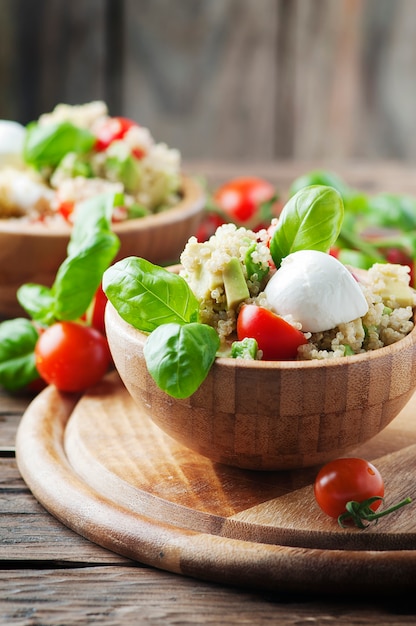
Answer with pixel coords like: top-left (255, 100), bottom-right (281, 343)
top-left (270, 185), bottom-right (344, 268)
top-left (103, 257), bottom-right (199, 332)
top-left (143, 322), bottom-right (220, 398)
top-left (17, 193), bottom-right (120, 324)
top-left (0, 318), bottom-right (39, 391)
top-left (24, 121), bottom-right (95, 169)
top-left (53, 194), bottom-right (119, 320)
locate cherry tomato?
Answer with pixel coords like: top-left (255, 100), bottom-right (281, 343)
top-left (95, 116), bottom-right (138, 151)
top-left (91, 284), bottom-right (108, 335)
top-left (385, 248), bottom-right (415, 286)
top-left (25, 377), bottom-right (47, 394)
top-left (195, 212), bottom-right (226, 242)
top-left (35, 322), bottom-right (111, 392)
top-left (314, 458), bottom-right (384, 518)
top-left (57, 200), bottom-right (75, 222)
top-left (132, 147), bottom-right (146, 160)
top-left (214, 177), bottom-right (277, 225)
top-left (237, 304), bottom-right (307, 360)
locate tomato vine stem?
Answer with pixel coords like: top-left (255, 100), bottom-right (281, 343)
top-left (338, 496), bottom-right (412, 529)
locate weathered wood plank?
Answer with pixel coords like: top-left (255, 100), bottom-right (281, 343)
top-left (0, 457), bottom-right (22, 485)
top-left (184, 159), bottom-right (416, 197)
top-left (2, 0), bottom-right (416, 160)
top-left (0, 1), bottom-right (19, 121)
top-left (0, 391), bottom-right (31, 450)
top-left (4, 0), bottom-right (109, 124)
top-left (122, 0), bottom-right (416, 160)
top-left (0, 566), bottom-right (414, 625)
top-left (0, 458), bottom-right (133, 564)
top-left (123, 0), bottom-right (279, 160)
top-left (1, 395), bottom-right (415, 622)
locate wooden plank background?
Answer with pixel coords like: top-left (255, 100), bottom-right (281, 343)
top-left (1, 0), bottom-right (416, 162)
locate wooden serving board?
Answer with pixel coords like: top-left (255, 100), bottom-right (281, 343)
top-left (15, 372), bottom-right (416, 594)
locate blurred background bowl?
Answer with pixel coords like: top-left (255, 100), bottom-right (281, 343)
top-left (105, 301), bottom-right (416, 471)
top-left (0, 175), bottom-right (205, 319)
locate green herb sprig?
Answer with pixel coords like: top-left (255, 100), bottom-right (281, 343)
top-left (0, 193), bottom-right (120, 391)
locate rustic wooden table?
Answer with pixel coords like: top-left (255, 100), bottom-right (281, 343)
top-left (2, 161), bottom-right (416, 624)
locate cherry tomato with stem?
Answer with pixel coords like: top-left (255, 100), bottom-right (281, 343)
top-left (314, 458), bottom-right (384, 518)
top-left (35, 322), bottom-right (111, 392)
top-left (314, 457), bottom-right (411, 528)
top-left (237, 304), bottom-right (307, 361)
top-left (95, 116), bottom-right (138, 152)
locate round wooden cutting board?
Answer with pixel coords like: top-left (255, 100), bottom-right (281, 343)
top-left (15, 372), bottom-right (416, 594)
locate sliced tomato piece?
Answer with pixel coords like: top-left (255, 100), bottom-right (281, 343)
top-left (95, 116), bottom-right (138, 151)
top-left (237, 304), bottom-right (307, 360)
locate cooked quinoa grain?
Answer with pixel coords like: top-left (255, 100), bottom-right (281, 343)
top-left (180, 225), bottom-right (415, 359)
top-left (180, 223), bottom-right (272, 343)
top-left (0, 101), bottom-right (182, 223)
top-left (298, 263), bottom-right (416, 359)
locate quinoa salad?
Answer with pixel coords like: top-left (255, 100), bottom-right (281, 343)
top-left (180, 222), bottom-right (416, 360)
top-left (0, 101), bottom-right (182, 225)
top-left (103, 184), bottom-right (416, 398)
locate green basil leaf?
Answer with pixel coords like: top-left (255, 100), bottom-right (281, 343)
top-left (143, 322), bottom-right (220, 398)
top-left (24, 121), bottom-right (95, 169)
top-left (270, 185), bottom-right (344, 268)
top-left (18, 193), bottom-right (120, 325)
top-left (0, 318), bottom-right (39, 391)
top-left (103, 257), bottom-right (199, 332)
top-left (127, 203), bottom-right (149, 219)
top-left (289, 169), bottom-right (368, 215)
top-left (245, 242), bottom-right (269, 282)
top-left (53, 234), bottom-right (119, 321)
top-left (53, 194), bottom-right (120, 320)
top-left (289, 170), bottom-right (350, 202)
top-left (17, 284), bottom-right (55, 325)
top-left (366, 194), bottom-right (416, 231)
top-left (337, 248), bottom-right (376, 270)
top-left (67, 192), bottom-right (115, 255)
top-left (105, 153), bottom-right (140, 194)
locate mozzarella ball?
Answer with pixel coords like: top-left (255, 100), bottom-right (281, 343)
top-left (265, 250), bottom-right (369, 332)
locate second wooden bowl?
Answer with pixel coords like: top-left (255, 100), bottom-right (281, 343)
top-left (0, 175), bottom-right (205, 319)
top-left (105, 301), bottom-right (416, 470)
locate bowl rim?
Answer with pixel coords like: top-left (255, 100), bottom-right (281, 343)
top-left (106, 301), bottom-right (416, 373)
top-left (0, 174), bottom-right (204, 238)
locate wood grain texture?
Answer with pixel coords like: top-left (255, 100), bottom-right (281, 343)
top-left (4, 568), bottom-right (416, 626)
top-left (15, 372), bottom-right (416, 595)
top-left (2, 453), bottom-right (416, 623)
top-left (3, 1), bottom-right (416, 160)
top-left (4, 456), bottom-right (414, 623)
top-left (106, 301), bottom-right (416, 470)
top-left (185, 159), bottom-right (416, 197)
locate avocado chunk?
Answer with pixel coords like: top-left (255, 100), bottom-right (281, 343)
top-left (189, 263), bottom-right (223, 302)
top-left (223, 257), bottom-right (250, 309)
top-left (378, 278), bottom-right (415, 307)
top-left (231, 337), bottom-right (258, 359)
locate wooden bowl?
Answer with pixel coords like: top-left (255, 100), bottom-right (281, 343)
top-left (105, 301), bottom-right (416, 471)
top-left (0, 175), bottom-right (205, 319)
